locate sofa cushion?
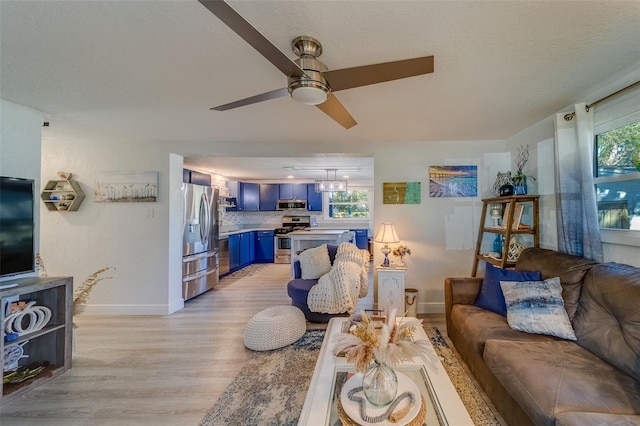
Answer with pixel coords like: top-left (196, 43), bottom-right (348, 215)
top-left (500, 277), bottom-right (576, 340)
top-left (573, 263), bottom-right (640, 382)
top-left (484, 339), bottom-right (640, 426)
top-left (450, 304), bottom-right (558, 355)
top-left (474, 263), bottom-right (541, 316)
top-left (516, 248), bottom-right (598, 320)
top-left (293, 244), bottom-right (339, 279)
top-left (297, 244), bottom-right (332, 279)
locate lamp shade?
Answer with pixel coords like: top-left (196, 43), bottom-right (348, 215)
top-left (375, 223), bottom-right (400, 244)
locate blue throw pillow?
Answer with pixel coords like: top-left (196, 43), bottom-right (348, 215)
top-left (474, 263), bottom-right (541, 316)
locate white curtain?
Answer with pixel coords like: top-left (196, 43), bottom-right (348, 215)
top-left (554, 103), bottom-right (603, 261)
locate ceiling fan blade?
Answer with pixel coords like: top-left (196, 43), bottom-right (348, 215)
top-left (211, 88), bottom-right (289, 111)
top-left (323, 56), bottom-right (434, 92)
top-left (198, 0), bottom-right (306, 79)
top-left (315, 93), bottom-right (357, 129)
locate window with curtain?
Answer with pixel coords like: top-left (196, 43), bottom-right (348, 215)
top-left (325, 188), bottom-right (371, 219)
top-left (594, 121), bottom-right (640, 230)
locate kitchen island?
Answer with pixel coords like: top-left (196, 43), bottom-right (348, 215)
top-left (289, 229), bottom-right (353, 277)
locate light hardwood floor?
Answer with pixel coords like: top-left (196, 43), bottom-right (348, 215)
top-left (0, 263), bottom-right (446, 425)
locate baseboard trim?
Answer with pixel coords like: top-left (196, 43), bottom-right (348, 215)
top-left (81, 304), bottom-right (177, 316)
top-left (419, 302), bottom-right (445, 314)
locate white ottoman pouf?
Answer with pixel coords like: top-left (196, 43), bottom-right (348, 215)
top-left (244, 306), bottom-right (306, 351)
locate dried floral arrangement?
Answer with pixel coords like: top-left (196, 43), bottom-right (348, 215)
top-left (392, 244), bottom-right (411, 258)
top-left (35, 253), bottom-right (114, 321)
top-left (332, 309), bottom-right (435, 373)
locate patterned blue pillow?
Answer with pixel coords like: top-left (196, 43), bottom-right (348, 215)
top-left (474, 263), bottom-right (541, 316)
top-left (500, 277), bottom-right (577, 340)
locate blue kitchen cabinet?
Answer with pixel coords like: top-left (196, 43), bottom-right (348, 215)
top-left (351, 229), bottom-right (369, 250)
top-left (307, 184), bottom-right (323, 211)
top-left (228, 231), bottom-right (259, 272)
top-left (259, 184), bottom-right (279, 211)
top-left (254, 230), bottom-right (275, 263)
top-left (239, 231), bottom-right (254, 267)
top-left (241, 183), bottom-right (259, 212)
top-left (279, 183), bottom-right (307, 200)
top-left (229, 233), bottom-right (241, 271)
top-left (183, 168), bottom-right (211, 186)
top-left (229, 182), bottom-right (259, 211)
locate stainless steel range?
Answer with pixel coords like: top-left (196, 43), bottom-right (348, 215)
top-left (274, 215), bottom-right (310, 264)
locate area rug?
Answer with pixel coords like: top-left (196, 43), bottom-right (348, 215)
top-left (200, 327), bottom-right (500, 426)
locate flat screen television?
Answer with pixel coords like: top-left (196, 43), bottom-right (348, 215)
top-left (0, 176), bottom-right (35, 278)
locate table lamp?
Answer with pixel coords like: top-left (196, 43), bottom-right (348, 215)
top-left (375, 223), bottom-right (400, 267)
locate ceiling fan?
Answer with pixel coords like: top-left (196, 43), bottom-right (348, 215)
top-left (199, 0), bottom-right (434, 129)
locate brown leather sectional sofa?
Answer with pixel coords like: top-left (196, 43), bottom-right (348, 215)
top-left (445, 248), bottom-right (640, 425)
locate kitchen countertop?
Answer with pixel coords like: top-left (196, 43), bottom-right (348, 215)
top-left (219, 227), bottom-right (276, 239)
top-left (288, 229), bottom-right (349, 236)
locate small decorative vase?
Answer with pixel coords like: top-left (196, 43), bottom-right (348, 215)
top-left (395, 256), bottom-right (406, 267)
top-left (492, 234), bottom-right (503, 256)
top-left (362, 358), bottom-right (398, 407)
top-left (513, 175), bottom-right (528, 195)
top-left (513, 184), bottom-right (527, 195)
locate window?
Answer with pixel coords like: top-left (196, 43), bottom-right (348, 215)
top-left (326, 189), bottom-right (371, 219)
top-left (594, 121), bottom-right (640, 231)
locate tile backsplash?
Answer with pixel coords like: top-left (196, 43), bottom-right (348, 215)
top-left (220, 209), bottom-right (371, 235)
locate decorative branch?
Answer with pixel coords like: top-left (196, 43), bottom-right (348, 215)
top-left (72, 267), bottom-right (114, 317)
top-left (35, 253), bottom-right (48, 277)
top-left (34, 254), bottom-right (114, 325)
top-left (515, 144), bottom-right (530, 174)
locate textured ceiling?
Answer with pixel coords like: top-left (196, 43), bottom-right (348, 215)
top-left (1, 1), bottom-right (639, 180)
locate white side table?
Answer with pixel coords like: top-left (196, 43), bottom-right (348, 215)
top-left (376, 266), bottom-right (407, 314)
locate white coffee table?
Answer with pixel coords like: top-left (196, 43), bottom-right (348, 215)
top-left (298, 317), bottom-right (474, 425)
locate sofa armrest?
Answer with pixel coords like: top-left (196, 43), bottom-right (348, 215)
top-left (444, 277), bottom-right (483, 333)
top-left (293, 260), bottom-right (302, 278)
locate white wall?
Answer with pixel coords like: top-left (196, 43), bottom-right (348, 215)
top-left (373, 140), bottom-right (508, 313)
top-left (0, 99), bottom-right (42, 282)
top-left (39, 137), bottom-right (181, 314)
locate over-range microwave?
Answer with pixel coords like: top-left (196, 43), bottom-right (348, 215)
top-left (276, 199), bottom-right (307, 211)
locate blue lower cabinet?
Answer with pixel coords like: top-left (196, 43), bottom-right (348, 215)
top-left (239, 232), bottom-right (253, 267)
top-left (255, 231), bottom-right (275, 263)
top-left (229, 234), bottom-right (240, 271)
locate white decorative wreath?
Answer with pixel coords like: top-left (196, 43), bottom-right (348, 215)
top-left (4, 301), bottom-right (52, 336)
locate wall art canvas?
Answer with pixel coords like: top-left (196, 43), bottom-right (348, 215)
top-left (383, 182), bottom-right (421, 204)
top-left (95, 171), bottom-right (158, 203)
top-left (429, 166), bottom-right (478, 197)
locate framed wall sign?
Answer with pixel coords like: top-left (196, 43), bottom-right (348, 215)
top-left (94, 171), bottom-right (158, 203)
top-left (383, 182), bottom-right (421, 204)
top-left (429, 166), bottom-right (478, 197)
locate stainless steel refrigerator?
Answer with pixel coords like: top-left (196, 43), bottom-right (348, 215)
top-left (182, 183), bottom-right (219, 300)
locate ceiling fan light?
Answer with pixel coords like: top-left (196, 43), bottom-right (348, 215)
top-left (291, 86), bottom-right (327, 105)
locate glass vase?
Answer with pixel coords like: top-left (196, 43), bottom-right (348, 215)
top-left (493, 234), bottom-right (503, 256)
top-left (362, 358), bottom-right (398, 407)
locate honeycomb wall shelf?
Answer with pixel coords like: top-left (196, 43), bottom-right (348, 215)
top-left (40, 179), bottom-right (85, 212)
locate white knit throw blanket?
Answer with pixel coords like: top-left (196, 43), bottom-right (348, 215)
top-left (307, 243), bottom-right (370, 314)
